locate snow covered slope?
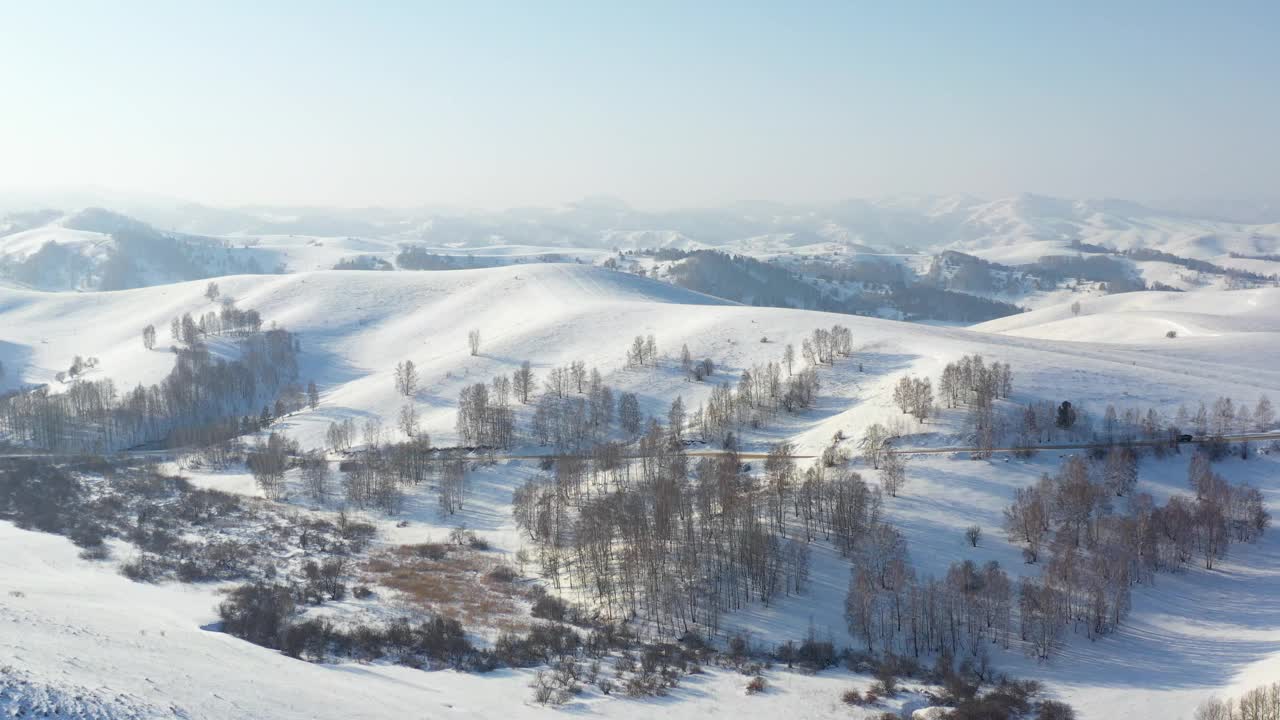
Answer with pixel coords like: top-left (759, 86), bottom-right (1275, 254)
top-left (2, 521), bottom-right (914, 720)
top-left (0, 209), bottom-right (272, 291)
top-left (973, 288), bottom-right (1280, 343)
top-left (4, 264), bottom-right (1280, 719)
top-left (4, 264), bottom-right (1278, 450)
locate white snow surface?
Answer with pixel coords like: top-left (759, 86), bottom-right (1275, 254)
top-left (3, 263), bottom-right (1280, 719)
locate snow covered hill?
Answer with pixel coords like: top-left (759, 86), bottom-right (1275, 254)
top-left (3, 263), bottom-right (1280, 719)
top-left (973, 288), bottom-right (1280, 343)
top-left (4, 264), bottom-right (1277, 452)
top-left (0, 209), bottom-right (273, 291)
top-left (5, 197), bottom-right (1278, 325)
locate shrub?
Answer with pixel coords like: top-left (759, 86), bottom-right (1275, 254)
top-left (530, 670), bottom-right (558, 705)
top-left (965, 524), bottom-right (982, 547)
top-left (531, 591), bottom-right (569, 622)
top-left (873, 660), bottom-right (901, 694)
top-left (746, 675), bottom-right (767, 694)
top-left (120, 554), bottom-right (164, 582)
top-left (870, 679), bottom-right (897, 698)
top-left (79, 544), bottom-right (111, 561)
top-left (1036, 700), bottom-right (1077, 720)
top-left (68, 519), bottom-right (109, 549)
top-left (486, 564), bottom-right (518, 582)
top-left (218, 583), bottom-right (296, 649)
top-left (795, 635), bottom-right (836, 670)
top-left (352, 585), bottom-right (374, 599)
top-left (408, 542), bottom-right (450, 560)
top-left (842, 689), bottom-right (864, 705)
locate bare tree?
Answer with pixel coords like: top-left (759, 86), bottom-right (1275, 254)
top-left (569, 360), bottom-right (587, 393)
top-left (628, 336), bottom-right (646, 367)
top-left (618, 392), bottom-right (642, 435)
top-left (965, 525), bottom-right (982, 547)
top-left (468, 329), bottom-right (481, 356)
top-left (440, 458), bottom-right (466, 514)
top-left (782, 343), bottom-right (795, 376)
top-left (307, 381), bottom-right (319, 409)
top-left (362, 416), bottom-right (384, 449)
top-left (247, 431), bottom-right (292, 499)
top-left (1255, 395), bottom-right (1275, 432)
top-left (1004, 478), bottom-right (1050, 562)
top-left (880, 451), bottom-right (906, 497)
top-left (862, 423), bottom-right (889, 469)
top-left (205, 281), bottom-right (220, 302)
top-left (667, 396), bottom-right (686, 439)
top-left (398, 402), bottom-right (419, 437)
top-left (544, 367), bottom-right (570, 399)
top-left (142, 324), bottom-right (157, 350)
top-left (513, 361), bottom-right (535, 404)
top-left (302, 451), bottom-right (330, 505)
top-left (394, 359), bottom-right (418, 396)
top-left (1103, 446), bottom-right (1138, 496)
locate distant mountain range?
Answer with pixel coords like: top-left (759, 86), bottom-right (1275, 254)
top-left (2, 195), bottom-right (1278, 300)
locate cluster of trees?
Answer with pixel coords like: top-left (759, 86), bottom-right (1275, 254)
top-left (1004, 451), bottom-right (1268, 658)
top-left (530, 373), bottom-right (631, 452)
top-left (457, 381), bottom-right (516, 448)
top-left (1196, 681), bottom-right (1280, 720)
top-left (1006, 394), bottom-right (1274, 457)
top-left (54, 354), bottom-right (100, 383)
top-left (515, 431), bottom-right (838, 636)
top-left (395, 247), bottom-right (510, 270)
top-left (0, 322), bottom-right (301, 453)
top-left (247, 431), bottom-right (298, 499)
top-left (160, 302), bottom-right (265, 349)
top-left (938, 355), bottom-right (1013, 409)
top-left (845, 553), bottom-right (1015, 660)
top-left (1012, 400), bottom-right (1094, 448)
top-left (312, 431), bottom-right (472, 515)
top-left (1177, 395), bottom-right (1275, 437)
top-left (700, 361), bottom-right (822, 441)
top-left (625, 335), bottom-right (658, 367)
top-left (656, 249), bottom-right (1021, 323)
top-left (334, 438), bottom-right (448, 514)
top-left (936, 355), bottom-right (1014, 457)
top-left (800, 325), bottom-right (854, 366)
top-left (1127, 247), bottom-right (1276, 285)
top-left (333, 255), bottom-right (392, 271)
top-left (892, 376), bottom-right (934, 422)
top-left (679, 345), bottom-right (716, 381)
top-left (325, 418), bottom-right (358, 450)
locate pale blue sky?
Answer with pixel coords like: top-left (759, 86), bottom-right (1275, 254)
top-left (1, 1), bottom-right (1276, 209)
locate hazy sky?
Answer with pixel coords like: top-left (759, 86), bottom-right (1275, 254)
top-left (1, 1), bottom-right (1277, 209)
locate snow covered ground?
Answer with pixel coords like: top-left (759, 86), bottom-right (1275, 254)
top-left (1, 520), bottom-right (943, 720)
top-left (3, 263), bottom-right (1280, 718)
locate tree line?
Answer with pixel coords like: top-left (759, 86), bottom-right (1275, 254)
top-left (0, 303), bottom-right (301, 453)
top-left (1004, 450), bottom-right (1268, 659)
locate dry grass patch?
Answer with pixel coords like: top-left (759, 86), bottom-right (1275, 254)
top-left (363, 542), bottom-right (528, 630)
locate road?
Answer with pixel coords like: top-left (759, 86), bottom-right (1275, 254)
top-left (2, 433), bottom-right (1276, 464)
top-left (885, 432), bottom-right (1280, 456)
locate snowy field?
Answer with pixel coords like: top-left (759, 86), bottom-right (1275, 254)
top-left (3, 263), bottom-right (1279, 719)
